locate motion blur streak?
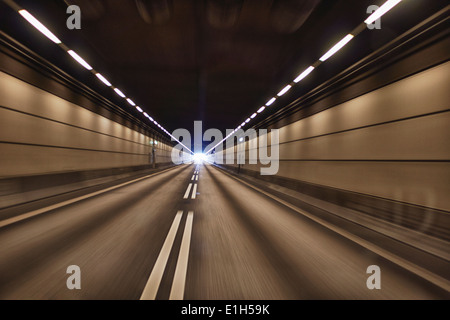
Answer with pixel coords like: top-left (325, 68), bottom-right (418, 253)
top-left (0, 163), bottom-right (447, 299)
top-left (0, 0), bottom-right (449, 300)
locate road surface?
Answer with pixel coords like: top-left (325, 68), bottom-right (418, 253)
top-left (0, 163), bottom-right (447, 299)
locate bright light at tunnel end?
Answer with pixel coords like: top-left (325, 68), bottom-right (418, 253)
top-left (192, 153), bottom-right (208, 164)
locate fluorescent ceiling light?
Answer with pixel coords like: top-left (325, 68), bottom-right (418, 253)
top-left (250, 113), bottom-right (257, 119)
top-left (241, 122), bottom-right (246, 127)
top-left (148, 116), bottom-right (154, 121)
top-left (143, 112), bottom-right (149, 117)
top-left (126, 98), bottom-right (136, 106)
top-left (277, 85), bottom-right (292, 97)
top-left (95, 73), bottom-right (112, 87)
top-left (18, 10), bottom-right (61, 44)
top-left (67, 50), bottom-right (92, 70)
top-left (114, 88), bottom-right (126, 98)
top-left (319, 34), bottom-right (354, 62)
top-left (136, 106), bottom-right (143, 113)
top-left (294, 66), bottom-right (315, 83)
top-left (245, 118), bottom-right (251, 123)
top-left (257, 106), bottom-right (265, 113)
top-left (365, 0), bottom-right (402, 25)
top-left (266, 98), bottom-right (276, 106)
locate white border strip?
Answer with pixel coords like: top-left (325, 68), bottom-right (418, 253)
top-left (0, 166), bottom-right (178, 229)
top-left (212, 165), bottom-right (450, 292)
top-left (140, 211), bottom-right (183, 300)
top-left (169, 211), bottom-right (194, 300)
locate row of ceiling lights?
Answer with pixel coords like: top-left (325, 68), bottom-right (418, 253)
top-left (9, 0), bottom-right (402, 156)
top-left (7, 0), bottom-right (193, 154)
top-left (205, 0), bottom-right (403, 154)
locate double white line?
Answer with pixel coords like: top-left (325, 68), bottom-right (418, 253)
top-left (140, 210), bottom-right (194, 300)
top-left (141, 167), bottom-right (198, 299)
top-left (183, 183), bottom-right (198, 199)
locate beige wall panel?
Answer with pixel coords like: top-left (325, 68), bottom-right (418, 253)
top-left (278, 62), bottom-right (450, 144)
top-left (0, 71), bottom-right (149, 143)
top-left (0, 143), bottom-right (149, 177)
top-left (0, 108), bottom-right (149, 154)
top-left (239, 161), bottom-right (450, 211)
top-left (0, 72), bottom-right (177, 177)
top-left (279, 112), bottom-right (450, 160)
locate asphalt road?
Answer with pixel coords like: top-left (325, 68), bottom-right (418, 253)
top-left (0, 163), bottom-right (448, 299)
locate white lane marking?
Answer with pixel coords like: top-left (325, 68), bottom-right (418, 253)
top-left (191, 174), bottom-right (195, 181)
top-left (183, 183), bottom-right (192, 199)
top-left (191, 184), bottom-right (197, 199)
top-left (169, 211), bottom-right (194, 300)
top-left (140, 211), bottom-right (183, 300)
top-left (212, 165), bottom-right (450, 292)
top-left (0, 166), bottom-right (180, 229)
top-left (195, 175), bottom-right (199, 181)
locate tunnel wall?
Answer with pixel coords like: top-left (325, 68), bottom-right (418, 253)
top-left (214, 12), bottom-right (450, 238)
top-left (0, 33), bottom-right (178, 209)
top-left (217, 62), bottom-right (450, 212)
top-left (0, 69), bottom-right (177, 209)
top-left (0, 71), bottom-right (173, 177)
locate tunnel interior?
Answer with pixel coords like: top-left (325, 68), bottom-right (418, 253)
top-left (0, 0), bottom-right (449, 302)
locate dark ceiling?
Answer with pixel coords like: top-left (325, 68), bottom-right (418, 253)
top-left (1, 0), bottom-right (448, 136)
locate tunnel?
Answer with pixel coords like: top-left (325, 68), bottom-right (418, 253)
top-left (0, 0), bottom-right (449, 306)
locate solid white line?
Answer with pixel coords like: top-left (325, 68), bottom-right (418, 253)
top-left (169, 211), bottom-right (194, 300)
top-left (140, 211), bottom-right (183, 300)
top-left (183, 183), bottom-right (192, 199)
top-left (0, 166), bottom-right (178, 229)
top-left (191, 184), bottom-right (197, 199)
top-left (212, 165), bottom-right (450, 292)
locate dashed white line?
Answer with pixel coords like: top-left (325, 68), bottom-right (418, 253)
top-left (140, 211), bottom-right (183, 300)
top-left (183, 183), bottom-right (193, 199)
top-left (191, 184), bottom-right (198, 199)
top-left (169, 211), bottom-right (194, 300)
top-left (191, 174), bottom-right (195, 181)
